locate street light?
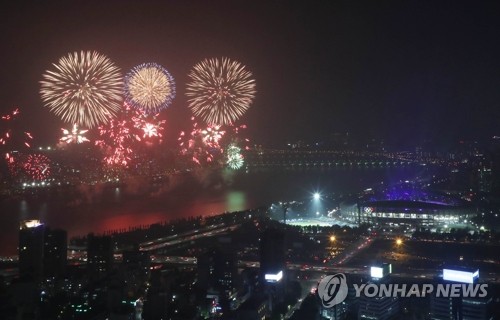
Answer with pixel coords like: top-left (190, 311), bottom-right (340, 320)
top-left (313, 192), bottom-right (321, 200)
top-left (396, 238), bottom-right (403, 246)
top-left (330, 235), bottom-right (336, 242)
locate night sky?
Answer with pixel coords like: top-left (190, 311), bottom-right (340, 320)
top-left (2, 0), bottom-right (500, 149)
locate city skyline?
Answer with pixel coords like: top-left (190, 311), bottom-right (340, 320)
top-left (1, 2), bottom-right (500, 319)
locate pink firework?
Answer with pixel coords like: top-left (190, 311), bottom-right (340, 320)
top-left (23, 153), bottom-right (51, 181)
top-left (201, 125), bottom-right (225, 146)
top-left (178, 117), bottom-right (250, 165)
top-left (1, 108), bottom-right (20, 121)
top-left (95, 118), bottom-right (134, 166)
top-left (95, 103), bottom-right (165, 167)
top-left (227, 123), bottom-right (250, 151)
top-left (1, 108), bottom-right (33, 148)
top-left (131, 107), bottom-right (165, 140)
top-left (178, 118), bottom-right (225, 165)
top-left (1, 107), bottom-right (33, 167)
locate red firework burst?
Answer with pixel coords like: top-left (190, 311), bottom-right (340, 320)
top-left (95, 103), bottom-right (165, 167)
top-left (178, 117), bottom-right (249, 165)
top-left (1, 107), bottom-right (33, 168)
top-left (178, 118), bottom-right (224, 165)
top-left (23, 154), bottom-right (51, 181)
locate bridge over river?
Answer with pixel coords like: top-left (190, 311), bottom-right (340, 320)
top-left (245, 149), bottom-right (415, 168)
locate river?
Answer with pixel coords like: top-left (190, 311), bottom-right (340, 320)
top-left (0, 165), bottom-right (426, 255)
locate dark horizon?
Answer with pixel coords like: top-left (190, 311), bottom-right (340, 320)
top-left (2, 0), bottom-right (500, 149)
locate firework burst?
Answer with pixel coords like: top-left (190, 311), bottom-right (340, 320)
top-left (178, 118), bottom-right (225, 165)
top-left (125, 63), bottom-right (176, 114)
top-left (141, 123), bottom-right (161, 138)
top-left (95, 103), bottom-right (165, 167)
top-left (23, 154), bottom-right (51, 181)
top-left (1, 108), bottom-right (33, 148)
top-left (60, 124), bottom-right (89, 144)
top-left (40, 51), bottom-right (123, 128)
top-left (1, 107), bottom-right (33, 166)
top-left (201, 125), bottom-right (225, 145)
top-left (226, 143), bottom-right (244, 170)
top-left (131, 108), bottom-right (166, 140)
top-left (178, 117), bottom-right (250, 166)
top-left (186, 57), bottom-right (256, 125)
top-left (1, 108), bottom-right (19, 149)
top-left (95, 117), bottom-right (134, 167)
top-left (1, 108), bottom-right (20, 121)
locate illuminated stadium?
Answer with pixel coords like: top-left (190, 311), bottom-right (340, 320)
top-left (340, 188), bottom-right (476, 228)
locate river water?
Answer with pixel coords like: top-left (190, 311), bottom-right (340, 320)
top-left (0, 165), bottom-right (425, 255)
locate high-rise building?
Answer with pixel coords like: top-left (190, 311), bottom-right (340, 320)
top-left (87, 234), bottom-right (113, 276)
top-left (358, 295), bottom-right (399, 320)
top-left (197, 247), bottom-right (238, 317)
top-left (321, 302), bottom-right (348, 320)
top-left (430, 294), bottom-right (493, 320)
top-left (19, 220), bottom-right (68, 279)
top-left (489, 137), bottom-right (500, 193)
top-left (431, 295), bottom-right (455, 319)
top-left (197, 247), bottom-right (237, 298)
top-left (358, 263), bottom-right (398, 320)
top-left (462, 296), bottom-right (493, 320)
top-left (430, 267), bottom-right (492, 320)
top-left (237, 295), bottom-right (268, 320)
top-left (122, 246), bottom-right (150, 275)
top-left (43, 229), bottom-right (67, 278)
top-left (19, 220), bottom-right (46, 279)
top-left (259, 228), bottom-right (286, 313)
top-left (259, 228), bottom-right (285, 284)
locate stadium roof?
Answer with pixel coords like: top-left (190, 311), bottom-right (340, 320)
top-left (360, 200), bottom-right (463, 209)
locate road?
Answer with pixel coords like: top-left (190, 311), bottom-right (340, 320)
top-left (140, 224), bottom-right (239, 251)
